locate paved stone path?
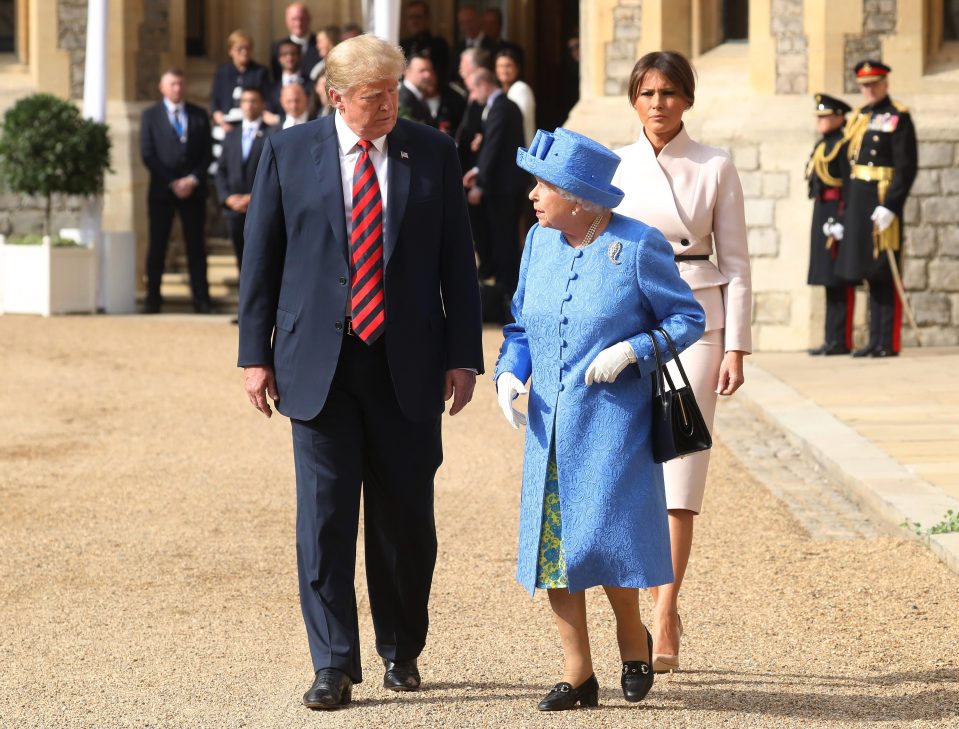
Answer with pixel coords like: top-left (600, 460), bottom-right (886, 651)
top-left (1, 318), bottom-right (957, 728)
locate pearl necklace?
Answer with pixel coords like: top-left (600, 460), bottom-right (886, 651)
top-left (572, 212), bottom-right (608, 249)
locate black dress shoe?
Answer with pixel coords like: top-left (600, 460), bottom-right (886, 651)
top-left (537, 674), bottom-right (599, 711)
top-left (852, 345), bottom-right (876, 358)
top-left (303, 668), bottom-right (352, 710)
top-left (193, 300), bottom-right (214, 314)
top-left (383, 658), bottom-right (420, 691)
top-left (808, 344), bottom-right (828, 356)
top-left (142, 301), bottom-right (161, 314)
top-left (871, 348), bottom-right (899, 358)
top-left (823, 342), bottom-right (851, 356)
top-left (622, 627), bottom-right (655, 702)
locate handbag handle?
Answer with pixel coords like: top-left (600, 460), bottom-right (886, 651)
top-left (655, 328), bottom-right (694, 392)
top-left (646, 331), bottom-right (668, 408)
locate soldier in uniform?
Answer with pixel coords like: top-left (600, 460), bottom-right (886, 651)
top-left (807, 93), bottom-right (855, 355)
top-left (835, 60), bottom-right (918, 357)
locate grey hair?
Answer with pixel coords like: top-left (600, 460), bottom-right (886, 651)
top-left (557, 188), bottom-right (606, 215)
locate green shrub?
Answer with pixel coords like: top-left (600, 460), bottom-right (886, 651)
top-left (0, 93), bottom-right (112, 236)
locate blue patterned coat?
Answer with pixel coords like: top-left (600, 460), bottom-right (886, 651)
top-left (495, 214), bottom-right (705, 595)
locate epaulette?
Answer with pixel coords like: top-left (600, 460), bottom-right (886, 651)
top-left (892, 100), bottom-right (909, 114)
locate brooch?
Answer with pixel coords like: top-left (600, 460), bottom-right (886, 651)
top-left (607, 241), bottom-right (622, 265)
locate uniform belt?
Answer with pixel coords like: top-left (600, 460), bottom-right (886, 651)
top-left (675, 254), bottom-right (711, 261)
top-left (851, 164), bottom-right (894, 183)
top-left (819, 187), bottom-right (842, 202)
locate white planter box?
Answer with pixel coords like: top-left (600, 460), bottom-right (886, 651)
top-left (0, 235), bottom-right (97, 316)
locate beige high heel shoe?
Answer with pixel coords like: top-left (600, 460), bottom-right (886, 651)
top-left (652, 614), bottom-right (683, 673)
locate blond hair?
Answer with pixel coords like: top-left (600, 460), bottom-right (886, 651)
top-left (325, 34), bottom-right (405, 95)
top-left (227, 29), bottom-right (253, 50)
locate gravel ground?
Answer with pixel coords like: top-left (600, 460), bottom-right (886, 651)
top-left (1, 315), bottom-right (957, 729)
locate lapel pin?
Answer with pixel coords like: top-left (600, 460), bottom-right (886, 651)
top-left (607, 241), bottom-right (622, 265)
top-left (400, 151), bottom-right (409, 159)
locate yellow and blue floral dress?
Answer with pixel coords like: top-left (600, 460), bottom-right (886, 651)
top-left (536, 444), bottom-right (568, 589)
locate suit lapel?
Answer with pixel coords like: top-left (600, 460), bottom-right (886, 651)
top-left (310, 117), bottom-right (349, 262)
top-left (384, 123), bottom-right (410, 269)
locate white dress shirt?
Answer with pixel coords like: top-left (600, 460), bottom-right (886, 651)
top-left (282, 113), bottom-right (309, 129)
top-left (335, 111), bottom-right (389, 242)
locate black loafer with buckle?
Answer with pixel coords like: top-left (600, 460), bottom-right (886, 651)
top-left (621, 628), bottom-right (655, 702)
top-left (537, 674), bottom-right (599, 711)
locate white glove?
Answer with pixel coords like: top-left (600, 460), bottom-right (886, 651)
top-left (822, 221), bottom-right (844, 240)
top-left (496, 372), bottom-right (527, 429)
top-left (584, 342), bottom-right (637, 385)
top-left (871, 205), bottom-right (896, 232)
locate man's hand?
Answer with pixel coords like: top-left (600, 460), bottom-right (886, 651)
top-left (226, 194), bottom-right (251, 213)
top-left (463, 168), bottom-right (478, 188)
top-left (871, 205), bottom-right (896, 232)
top-left (470, 133), bottom-right (483, 153)
top-left (467, 187), bottom-right (483, 205)
top-left (244, 365), bottom-right (279, 417)
top-left (444, 369), bottom-right (476, 416)
top-left (172, 176), bottom-right (197, 199)
top-left (716, 351), bottom-right (745, 396)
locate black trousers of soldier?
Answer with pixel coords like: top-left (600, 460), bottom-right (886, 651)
top-left (824, 284), bottom-right (856, 350)
top-left (866, 278), bottom-right (902, 353)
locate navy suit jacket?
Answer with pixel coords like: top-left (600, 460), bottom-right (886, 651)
top-left (475, 93), bottom-right (528, 194)
top-left (215, 122), bottom-right (274, 213)
top-left (237, 115), bottom-right (485, 422)
top-left (139, 101), bottom-right (212, 202)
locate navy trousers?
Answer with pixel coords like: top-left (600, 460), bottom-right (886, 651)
top-left (290, 333), bottom-right (442, 683)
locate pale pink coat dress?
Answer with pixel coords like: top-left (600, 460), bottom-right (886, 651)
top-left (613, 125), bottom-right (752, 513)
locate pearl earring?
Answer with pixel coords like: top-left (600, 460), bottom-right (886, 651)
top-left (571, 208), bottom-right (578, 216)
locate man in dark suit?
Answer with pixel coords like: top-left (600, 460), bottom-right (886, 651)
top-left (139, 68), bottom-right (213, 314)
top-left (462, 68), bottom-right (528, 311)
top-left (451, 4), bottom-right (495, 87)
top-left (454, 47), bottom-right (492, 277)
top-left (215, 87), bottom-right (273, 271)
top-left (398, 53), bottom-right (465, 137)
top-left (238, 35), bottom-right (483, 711)
top-left (267, 40), bottom-right (313, 116)
top-left (270, 3), bottom-right (321, 83)
top-left (399, 0), bottom-right (451, 82)
top-left (481, 7), bottom-right (525, 69)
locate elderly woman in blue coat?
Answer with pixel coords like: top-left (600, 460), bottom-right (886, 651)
top-left (495, 128), bottom-right (705, 711)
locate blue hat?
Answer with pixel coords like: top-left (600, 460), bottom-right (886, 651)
top-left (516, 128), bottom-right (624, 209)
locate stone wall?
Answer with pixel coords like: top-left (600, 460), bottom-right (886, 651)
top-left (0, 192), bottom-right (85, 238)
top-left (138, 0), bottom-right (170, 102)
top-left (604, 0), bottom-right (641, 96)
top-left (844, 0), bottom-right (897, 93)
top-left (58, 0), bottom-right (87, 100)
top-left (899, 133), bottom-right (959, 346)
top-left (772, 0), bottom-right (807, 94)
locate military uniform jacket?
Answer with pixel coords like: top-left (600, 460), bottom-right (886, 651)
top-left (807, 128), bottom-right (851, 286)
top-left (835, 95), bottom-right (918, 282)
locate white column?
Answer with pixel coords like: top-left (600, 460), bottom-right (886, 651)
top-left (371, 0), bottom-right (401, 45)
top-left (82, 0), bottom-right (108, 309)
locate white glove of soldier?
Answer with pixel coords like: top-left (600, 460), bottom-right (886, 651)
top-left (584, 342), bottom-right (638, 385)
top-left (871, 206), bottom-right (896, 232)
top-left (822, 221), bottom-right (844, 240)
top-left (496, 372), bottom-right (527, 429)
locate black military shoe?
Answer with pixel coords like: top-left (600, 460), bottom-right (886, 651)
top-left (823, 343), bottom-right (851, 355)
top-left (871, 348), bottom-right (899, 358)
top-left (852, 345), bottom-right (876, 358)
top-left (808, 343), bottom-right (828, 356)
top-left (303, 668), bottom-right (352, 710)
top-left (383, 658), bottom-right (421, 691)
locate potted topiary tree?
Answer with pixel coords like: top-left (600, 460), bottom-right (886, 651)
top-left (0, 93), bottom-right (111, 315)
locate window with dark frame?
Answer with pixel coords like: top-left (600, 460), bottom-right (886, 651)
top-left (0, 0), bottom-right (15, 54)
top-left (946, 0), bottom-right (959, 42)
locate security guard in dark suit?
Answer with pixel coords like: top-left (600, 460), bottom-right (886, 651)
top-left (835, 61), bottom-right (918, 357)
top-left (807, 93), bottom-right (854, 355)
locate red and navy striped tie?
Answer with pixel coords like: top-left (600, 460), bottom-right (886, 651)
top-left (349, 139), bottom-right (386, 344)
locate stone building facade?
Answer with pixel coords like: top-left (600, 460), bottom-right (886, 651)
top-left (2, 0), bottom-right (958, 347)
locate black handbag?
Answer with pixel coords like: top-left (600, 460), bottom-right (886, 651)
top-left (647, 328), bottom-right (712, 464)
